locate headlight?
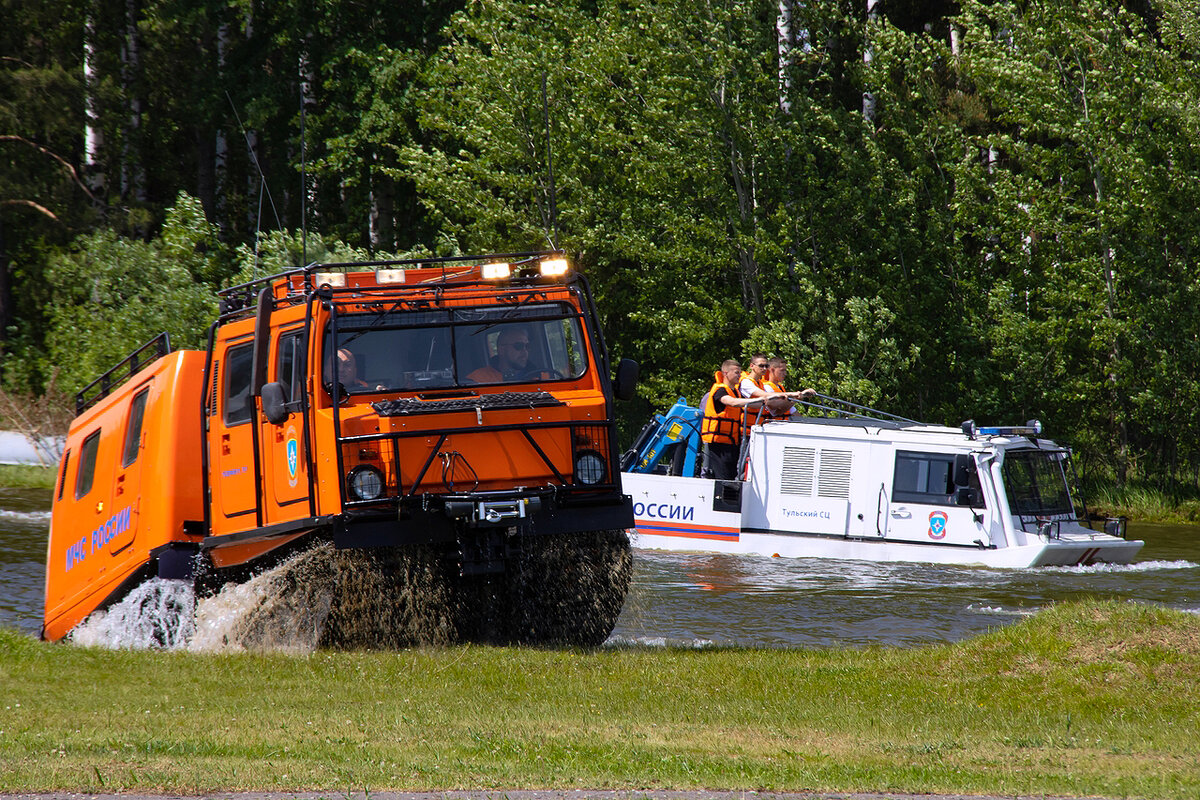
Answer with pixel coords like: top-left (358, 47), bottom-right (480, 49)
top-left (574, 453), bottom-right (606, 485)
top-left (347, 465), bottom-right (385, 501)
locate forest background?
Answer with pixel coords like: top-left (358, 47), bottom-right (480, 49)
top-left (3, 0), bottom-right (1200, 504)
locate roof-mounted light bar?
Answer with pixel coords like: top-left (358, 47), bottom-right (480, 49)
top-left (376, 269), bottom-right (407, 284)
top-left (962, 419), bottom-right (1043, 439)
top-left (312, 271), bottom-right (346, 288)
top-left (482, 262), bottom-right (511, 280)
top-left (539, 257), bottom-right (570, 277)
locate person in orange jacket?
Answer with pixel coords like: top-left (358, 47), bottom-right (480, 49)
top-left (762, 356), bottom-right (816, 418)
top-left (701, 359), bottom-right (767, 480)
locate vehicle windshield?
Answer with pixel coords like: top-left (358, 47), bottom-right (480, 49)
top-left (1001, 449), bottom-right (1077, 520)
top-left (325, 302), bottom-right (588, 394)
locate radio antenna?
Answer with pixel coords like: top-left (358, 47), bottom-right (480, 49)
top-left (226, 91), bottom-right (283, 276)
top-left (300, 90), bottom-right (308, 266)
top-left (542, 72), bottom-right (559, 251)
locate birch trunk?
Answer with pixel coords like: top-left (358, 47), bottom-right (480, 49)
top-left (83, 4), bottom-right (105, 199)
top-left (862, 0), bottom-right (882, 125)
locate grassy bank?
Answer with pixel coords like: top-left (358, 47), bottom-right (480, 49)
top-left (0, 463), bottom-right (56, 490)
top-left (1, 599), bottom-right (1197, 798)
top-left (1085, 479), bottom-right (1200, 525)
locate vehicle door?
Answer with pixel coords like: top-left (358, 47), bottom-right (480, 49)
top-left (882, 450), bottom-right (988, 547)
top-left (108, 380), bottom-right (152, 555)
top-left (207, 336), bottom-right (259, 534)
top-left (261, 327), bottom-right (311, 519)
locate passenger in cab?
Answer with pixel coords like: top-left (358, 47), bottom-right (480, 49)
top-left (467, 327), bottom-right (555, 383)
top-left (335, 348), bottom-right (382, 392)
top-left (701, 359), bottom-right (768, 480)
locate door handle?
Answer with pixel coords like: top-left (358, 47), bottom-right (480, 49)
top-left (891, 508), bottom-right (912, 519)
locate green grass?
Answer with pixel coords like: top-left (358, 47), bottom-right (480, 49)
top-left (1084, 479), bottom-right (1200, 524)
top-left (2, 599), bottom-right (1198, 797)
top-left (0, 463), bottom-right (56, 489)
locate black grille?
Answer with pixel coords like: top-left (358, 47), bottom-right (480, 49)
top-left (372, 391), bottom-right (564, 417)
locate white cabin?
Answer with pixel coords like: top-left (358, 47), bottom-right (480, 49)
top-left (622, 409), bottom-right (1141, 568)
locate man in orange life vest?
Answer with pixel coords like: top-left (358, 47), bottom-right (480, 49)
top-left (762, 356), bottom-right (816, 418)
top-left (701, 359), bottom-right (770, 480)
top-left (740, 353), bottom-right (815, 423)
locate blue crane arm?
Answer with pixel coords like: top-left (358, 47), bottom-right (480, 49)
top-left (624, 398), bottom-right (704, 475)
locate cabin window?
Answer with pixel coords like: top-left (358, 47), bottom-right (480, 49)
top-left (892, 451), bottom-right (955, 504)
top-left (57, 449), bottom-right (71, 501)
top-left (1002, 449), bottom-right (1074, 517)
top-left (276, 331), bottom-right (305, 403)
top-left (121, 388), bottom-right (150, 467)
top-left (223, 343), bottom-right (255, 426)
top-left (75, 431), bottom-right (101, 500)
top-left (325, 302), bottom-right (588, 393)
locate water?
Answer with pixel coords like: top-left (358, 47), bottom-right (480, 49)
top-left (3, 485), bottom-right (1198, 649)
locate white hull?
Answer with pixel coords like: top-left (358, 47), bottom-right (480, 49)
top-left (624, 470), bottom-right (1142, 569)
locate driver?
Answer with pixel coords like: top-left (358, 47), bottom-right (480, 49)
top-left (468, 327), bottom-right (551, 383)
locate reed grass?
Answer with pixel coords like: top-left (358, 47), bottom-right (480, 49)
top-left (0, 463), bottom-right (56, 490)
top-left (1083, 479), bottom-right (1200, 524)
top-left (1, 599), bottom-right (1198, 798)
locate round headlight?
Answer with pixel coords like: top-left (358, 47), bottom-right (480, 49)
top-left (574, 453), bottom-right (606, 485)
top-left (347, 465), bottom-right (385, 501)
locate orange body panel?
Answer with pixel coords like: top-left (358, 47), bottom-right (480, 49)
top-left (44, 351), bottom-right (206, 641)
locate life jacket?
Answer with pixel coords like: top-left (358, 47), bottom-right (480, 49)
top-left (763, 378), bottom-right (791, 419)
top-left (739, 373), bottom-right (768, 431)
top-left (701, 372), bottom-right (742, 445)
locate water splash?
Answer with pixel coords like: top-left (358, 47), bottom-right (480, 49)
top-left (189, 545), bottom-right (336, 653)
top-left (65, 530), bottom-right (633, 652)
top-left (0, 508), bottom-right (51, 523)
top-left (69, 578), bottom-right (195, 650)
top-left (1045, 559), bottom-right (1199, 575)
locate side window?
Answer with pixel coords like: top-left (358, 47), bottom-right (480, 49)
top-left (75, 431), bottom-right (101, 500)
top-left (542, 319), bottom-right (587, 378)
top-left (276, 332), bottom-right (304, 402)
top-left (892, 451), bottom-right (954, 504)
top-left (57, 449), bottom-right (71, 502)
top-left (121, 388), bottom-right (150, 467)
top-left (223, 343), bottom-right (255, 426)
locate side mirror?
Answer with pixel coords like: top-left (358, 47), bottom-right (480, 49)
top-left (955, 487), bottom-right (977, 507)
top-left (261, 381), bottom-right (289, 425)
top-left (613, 358), bottom-right (639, 401)
top-left (953, 453), bottom-right (976, 487)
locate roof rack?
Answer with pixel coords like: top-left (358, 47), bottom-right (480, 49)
top-left (215, 251), bottom-right (565, 316)
top-left (75, 332), bottom-right (172, 416)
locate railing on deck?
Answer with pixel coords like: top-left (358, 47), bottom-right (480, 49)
top-left (75, 333), bottom-right (172, 415)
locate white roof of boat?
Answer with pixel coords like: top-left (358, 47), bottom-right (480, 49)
top-left (764, 415), bottom-right (1059, 449)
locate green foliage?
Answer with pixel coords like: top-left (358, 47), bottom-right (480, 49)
top-left (32, 194), bottom-right (220, 394)
top-left (5, 0), bottom-right (1200, 491)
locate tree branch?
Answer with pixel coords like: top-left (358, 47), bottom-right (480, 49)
top-left (0, 198), bottom-right (60, 222)
top-left (0, 134), bottom-right (100, 205)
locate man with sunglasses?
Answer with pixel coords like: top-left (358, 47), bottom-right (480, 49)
top-left (468, 327), bottom-right (552, 383)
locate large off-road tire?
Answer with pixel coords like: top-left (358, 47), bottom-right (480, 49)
top-left (504, 528), bottom-right (633, 646)
top-left (320, 545), bottom-right (460, 649)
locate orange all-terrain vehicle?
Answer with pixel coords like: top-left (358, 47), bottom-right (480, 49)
top-left (45, 252), bottom-right (639, 646)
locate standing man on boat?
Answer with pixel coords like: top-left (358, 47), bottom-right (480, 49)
top-left (702, 359), bottom-right (767, 480)
top-left (763, 356), bottom-right (816, 418)
top-left (738, 353), bottom-right (773, 431)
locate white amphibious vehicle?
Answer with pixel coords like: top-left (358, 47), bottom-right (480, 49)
top-left (621, 398), bottom-right (1142, 568)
